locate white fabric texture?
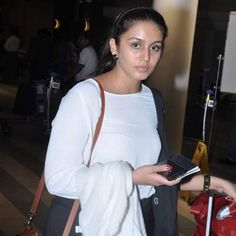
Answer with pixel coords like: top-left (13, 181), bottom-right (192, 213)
top-left (45, 79), bottom-right (161, 200)
top-left (78, 161), bottom-right (146, 236)
top-left (75, 46), bottom-right (98, 82)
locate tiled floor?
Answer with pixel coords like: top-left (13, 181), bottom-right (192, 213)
top-left (1, 82), bottom-right (236, 236)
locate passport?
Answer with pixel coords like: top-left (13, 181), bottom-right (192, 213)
top-left (159, 154), bottom-right (200, 181)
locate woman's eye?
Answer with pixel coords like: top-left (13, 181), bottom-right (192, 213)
top-left (131, 42), bottom-right (141, 49)
top-left (151, 45), bottom-right (162, 52)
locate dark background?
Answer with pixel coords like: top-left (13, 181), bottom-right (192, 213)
top-left (0, 0), bottom-right (236, 151)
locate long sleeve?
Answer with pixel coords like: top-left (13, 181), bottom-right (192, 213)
top-left (44, 80), bottom-right (102, 198)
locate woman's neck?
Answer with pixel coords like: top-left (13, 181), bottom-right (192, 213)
top-left (96, 70), bottom-right (142, 95)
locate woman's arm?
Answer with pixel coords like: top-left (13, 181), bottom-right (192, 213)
top-left (180, 174), bottom-right (236, 201)
top-left (133, 165), bottom-right (236, 201)
top-left (133, 164), bottom-right (180, 187)
top-left (44, 82), bottom-right (101, 199)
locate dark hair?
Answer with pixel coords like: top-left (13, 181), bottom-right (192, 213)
top-left (98, 7), bottom-right (168, 74)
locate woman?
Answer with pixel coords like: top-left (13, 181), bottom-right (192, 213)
top-left (44, 7), bottom-right (236, 236)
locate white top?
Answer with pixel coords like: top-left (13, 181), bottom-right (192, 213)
top-left (45, 79), bottom-right (161, 199)
top-left (75, 46), bottom-right (98, 82)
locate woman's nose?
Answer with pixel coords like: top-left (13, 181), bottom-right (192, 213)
top-left (143, 48), bottom-right (150, 62)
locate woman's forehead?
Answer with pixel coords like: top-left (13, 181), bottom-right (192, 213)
top-left (121, 21), bottom-right (163, 41)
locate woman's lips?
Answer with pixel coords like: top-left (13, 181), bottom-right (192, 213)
top-left (135, 65), bottom-right (149, 73)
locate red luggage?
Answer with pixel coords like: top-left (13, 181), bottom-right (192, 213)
top-left (190, 192), bottom-right (236, 236)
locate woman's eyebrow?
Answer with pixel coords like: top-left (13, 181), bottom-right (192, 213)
top-left (127, 37), bottom-right (163, 44)
top-left (150, 40), bottom-right (163, 44)
top-left (127, 37), bottom-right (142, 41)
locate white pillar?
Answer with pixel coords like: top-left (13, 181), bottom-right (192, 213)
top-left (146, 0), bottom-right (199, 155)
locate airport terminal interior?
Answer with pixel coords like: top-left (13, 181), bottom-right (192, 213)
top-left (1, 0), bottom-right (236, 235)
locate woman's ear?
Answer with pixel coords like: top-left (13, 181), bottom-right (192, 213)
top-left (109, 38), bottom-right (118, 56)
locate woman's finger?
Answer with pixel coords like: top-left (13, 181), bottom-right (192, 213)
top-left (152, 164), bottom-right (172, 173)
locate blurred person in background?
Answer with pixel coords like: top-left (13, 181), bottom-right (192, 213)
top-left (74, 31), bottom-right (98, 83)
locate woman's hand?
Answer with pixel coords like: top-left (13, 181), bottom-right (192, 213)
top-left (133, 164), bottom-right (180, 187)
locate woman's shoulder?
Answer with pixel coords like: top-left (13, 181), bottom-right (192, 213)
top-left (143, 84), bottom-right (163, 98)
top-left (67, 79), bottom-right (100, 97)
top-left (141, 84), bottom-right (161, 98)
top-left (61, 79), bottom-right (101, 106)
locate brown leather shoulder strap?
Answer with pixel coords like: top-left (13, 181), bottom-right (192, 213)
top-left (87, 79), bottom-right (105, 167)
top-left (62, 199), bottom-right (81, 236)
top-left (29, 173), bottom-right (45, 216)
top-left (63, 79), bottom-right (105, 235)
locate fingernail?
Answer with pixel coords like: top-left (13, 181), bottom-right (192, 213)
top-left (166, 164), bottom-right (172, 170)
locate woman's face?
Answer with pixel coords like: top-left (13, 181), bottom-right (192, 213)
top-left (110, 20), bottom-right (164, 82)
